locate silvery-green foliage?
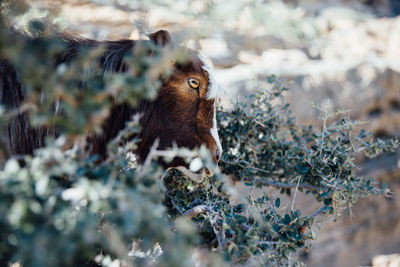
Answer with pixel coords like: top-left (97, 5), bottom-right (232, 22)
top-left (218, 76), bottom-right (398, 212)
top-left (0, 2), bottom-right (399, 267)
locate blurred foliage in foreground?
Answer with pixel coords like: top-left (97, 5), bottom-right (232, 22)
top-left (0, 2), bottom-right (399, 267)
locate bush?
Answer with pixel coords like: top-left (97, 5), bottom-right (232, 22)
top-left (0, 2), bottom-right (398, 267)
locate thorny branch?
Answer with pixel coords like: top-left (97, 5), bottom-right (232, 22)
top-left (180, 204), bottom-right (227, 249)
top-left (254, 178), bottom-right (324, 191)
top-left (207, 211), bottom-right (227, 249)
top-left (182, 205), bottom-right (208, 218)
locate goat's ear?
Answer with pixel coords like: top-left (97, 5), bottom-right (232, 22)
top-left (148, 30), bottom-right (172, 47)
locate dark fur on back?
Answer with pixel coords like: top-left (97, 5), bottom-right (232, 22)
top-left (1, 31), bottom-right (159, 160)
top-left (0, 58), bottom-right (52, 155)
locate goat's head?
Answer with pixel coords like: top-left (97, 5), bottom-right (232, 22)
top-left (136, 30), bottom-right (222, 168)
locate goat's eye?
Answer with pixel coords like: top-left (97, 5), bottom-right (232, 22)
top-left (188, 78), bottom-right (200, 89)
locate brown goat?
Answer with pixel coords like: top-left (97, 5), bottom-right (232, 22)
top-left (0, 30), bottom-right (222, 167)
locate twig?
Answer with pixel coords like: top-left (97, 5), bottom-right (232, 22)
top-left (182, 204), bottom-right (208, 218)
top-left (279, 217), bottom-right (298, 233)
top-left (254, 178), bottom-right (324, 191)
top-left (207, 211), bottom-right (227, 249)
top-left (258, 241), bottom-right (290, 246)
top-left (168, 195), bottom-right (184, 215)
top-left (241, 164), bottom-right (271, 174)
top-left (310, 206), bottom-right (327, 218)
top-left (290, 176), bottom-right (301, 212)
top-left (137, 138), bottom-right (160, 178)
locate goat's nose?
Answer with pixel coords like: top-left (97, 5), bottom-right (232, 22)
top-left (215, 148), bottom-right (222, 162)
top-left (214, 147), bottom-right (222, 163)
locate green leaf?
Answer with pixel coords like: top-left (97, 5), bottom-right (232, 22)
top-left (275, 198), bottom-right (281, 208)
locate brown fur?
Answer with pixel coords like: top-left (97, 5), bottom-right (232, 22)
top-left (0, 30), bottom-right (220, 166)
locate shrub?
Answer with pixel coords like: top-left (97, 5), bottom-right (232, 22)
top-left (0, 2), bottom-right (398, 266)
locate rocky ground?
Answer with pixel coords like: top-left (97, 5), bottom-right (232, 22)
top-left (22, 1), bottom-right (400, 266)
